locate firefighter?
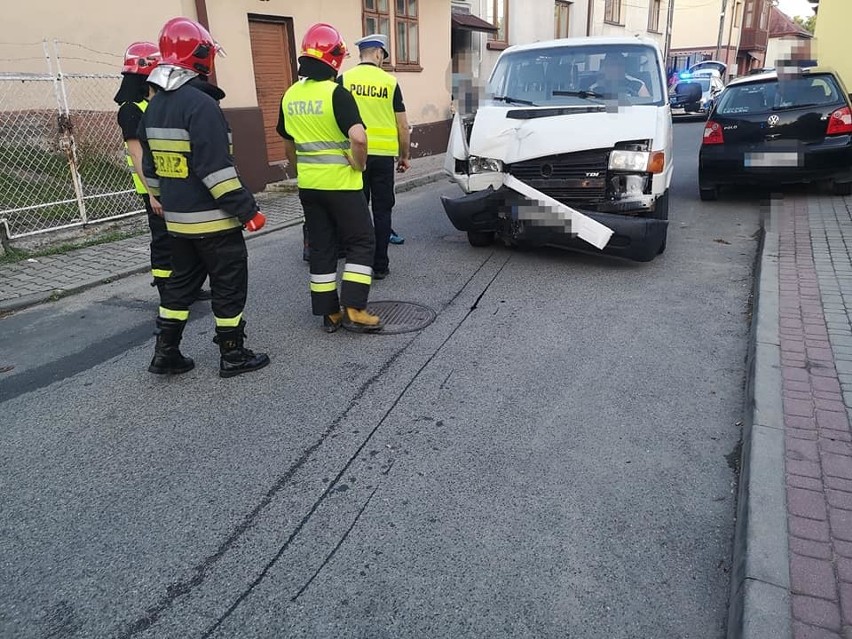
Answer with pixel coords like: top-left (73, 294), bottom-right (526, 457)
top-left (140, 17), bottom-right (269, 377)
top-left (277, 23), bottom-right (383, 333)
top-left (115, 42), bottom-right (210, 303)
top-left (340, 33), bottom-right (410, 280)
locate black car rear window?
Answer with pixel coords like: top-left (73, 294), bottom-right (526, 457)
top-left (716, 74), bottom-right (844, 115)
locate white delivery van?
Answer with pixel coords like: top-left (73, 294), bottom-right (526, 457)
top-left (442, 36), bottom-right (673, 262)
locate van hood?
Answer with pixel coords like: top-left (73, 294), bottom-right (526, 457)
top-left (468, 104), bottom-right (665, 164)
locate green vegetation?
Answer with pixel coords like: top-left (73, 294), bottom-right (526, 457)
top-left (0, 143), bottom-right (137, 234)
top-left (793, 14), bottom-right (817, 34)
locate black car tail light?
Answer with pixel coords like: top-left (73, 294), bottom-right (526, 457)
top-left (827, 106), bottom-right (852, 136)
top-left (702, 121), bottom-right (724, 145)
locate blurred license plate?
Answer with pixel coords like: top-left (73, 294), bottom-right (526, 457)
top-left (744, 152), bottom-right (801, 168)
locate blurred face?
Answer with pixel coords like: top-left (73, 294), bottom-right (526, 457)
top-left (602, 57), bottom-right (626, 81)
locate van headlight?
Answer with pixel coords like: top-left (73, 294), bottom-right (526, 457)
top-left (468, 156), bottom-right (504, 174)
top-left (608, 150), bottom-right (665, 174)
top-left (609, 150), bottom-right (650, 172)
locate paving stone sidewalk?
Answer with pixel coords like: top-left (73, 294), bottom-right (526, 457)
top-left (0, 154), bottom-right (446, 313)
top-left (741, 191), bottom-right (852, 639)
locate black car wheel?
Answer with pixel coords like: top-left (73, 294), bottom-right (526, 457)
top-left (467, 230), bottom-right (495, 247)
top-left (833, 181), bottom-right (852, 196)
top-left (699, 186), bottom-right (719, 201)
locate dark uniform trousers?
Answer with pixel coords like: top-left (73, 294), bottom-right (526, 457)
top-left (362, 156), bottom-right (395, 273)
top-left (142, 194), bottom-right (173, 283)
top-left (300, 188), bottom-right (375, 316)
top-left (160, 229), bottom-right (247, 322)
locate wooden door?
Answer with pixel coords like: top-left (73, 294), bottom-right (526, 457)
top-left (249, 19), bottom-right (295, 164)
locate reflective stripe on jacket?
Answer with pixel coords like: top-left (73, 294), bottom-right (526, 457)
top-left (341, 64), bottom-right (399, 157)
top-left (281, 79), bottom-right (363, 191)
top-left (140, 83), bottom-right (256, 237)
top-left (124, 100), bottom-right (148, 195)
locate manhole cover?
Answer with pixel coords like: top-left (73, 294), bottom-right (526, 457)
top-left (364, 300), bottom-right (436, 335)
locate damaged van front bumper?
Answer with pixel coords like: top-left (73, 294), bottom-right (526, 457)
top-left (441, 185), bottom-right (668, 263)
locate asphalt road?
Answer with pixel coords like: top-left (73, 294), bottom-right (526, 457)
top-left (0, 121), bottom-right (761, 639)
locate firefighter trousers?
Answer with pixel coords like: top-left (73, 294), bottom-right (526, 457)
top-left (300, 188), bottom-right (375, 316)
top-left (143, 194), bottom-right (173, 284)
top-left (159, 230), bottom-right (248, 327)
top-left (363, 156), bottom-right (395, 273)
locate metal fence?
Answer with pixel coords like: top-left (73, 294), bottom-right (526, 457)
top-left (0, 41), bottom-right (142, 240)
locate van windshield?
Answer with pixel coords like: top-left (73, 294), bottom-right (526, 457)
top-left (486, 44), bottom-right (665, 107)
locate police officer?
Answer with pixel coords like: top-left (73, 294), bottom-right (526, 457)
top-left (140, 17), bottom-right (269, 377)
top-left (114, 42), bottom-right (172, 300)
top-left (278, 23), bottom-right (382, 333)
top-left (340, 33), bottom-right (410, 279)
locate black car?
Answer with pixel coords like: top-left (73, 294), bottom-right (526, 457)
top-left (698, 67), bottom-right (852, 200)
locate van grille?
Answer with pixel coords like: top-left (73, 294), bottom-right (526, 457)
top-left (507, 149), bottom-right (609, 204)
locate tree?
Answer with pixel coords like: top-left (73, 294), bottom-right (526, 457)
top-left (793, 14), bottom-right (816, 33)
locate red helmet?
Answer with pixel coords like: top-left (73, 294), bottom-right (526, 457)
top-left (300, 23), bottom-right (348, 72)
top-left (158, 17), bottom-right (218, 75)
top-left (122, 42), bottom-right (159, 76)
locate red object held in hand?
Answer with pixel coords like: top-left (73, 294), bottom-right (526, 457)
top-left (245, 211), bottom-right (266, 232)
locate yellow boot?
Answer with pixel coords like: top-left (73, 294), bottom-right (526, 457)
top-left (342, 307), bottom-right (384, 333)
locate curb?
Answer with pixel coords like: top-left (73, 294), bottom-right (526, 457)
top-left (727, 205), bottom-right (791, 638)
top-left (395, 170), bottom-right (447, 194)
top-left (0, 171), bottom-right (446, 315)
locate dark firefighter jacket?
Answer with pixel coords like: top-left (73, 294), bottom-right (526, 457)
top-left (140, 79), bottom-right (257, 237)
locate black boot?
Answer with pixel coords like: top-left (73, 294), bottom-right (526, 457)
top-left (148, 318), bottom-right (195, 375)
top-left (214, 320), bottom-right (270, 378)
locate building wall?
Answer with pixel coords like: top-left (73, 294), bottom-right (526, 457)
top-left (1, 0), bottom-right (452, 190)
top-left (670, 0), bottom-right (743, 76)
top-left (813, 0), bottom-right (852, 90)
top-left (588, 0), bottom-right (670, 47)
top-left (465, 0), bottom-right (591, 84)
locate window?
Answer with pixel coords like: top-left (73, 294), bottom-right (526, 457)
top-left (743, 0), bottom-right (754, 28)
top-left (555, 1), bottom-right (571, 38)
top-left (759, 1), bottom-right (768, 29)
top-left (361, 0), bottom-right (421, 70)
top-left (734, 0), bottom-right (743, 27)
top-left (605, 0), bottom-right (624, 25)
top-left (394, 0), bottom-right (419, 66)
top-left (716, 75), bottom-right (842, 116)
top-left (648, 0), bottom-right (661, 32)
top-left (486, 0), bottom-right (509, 48)
top-left (363, 0), bottom-right (390, 40)
top-left (487, 43), bottom-right (666, 106)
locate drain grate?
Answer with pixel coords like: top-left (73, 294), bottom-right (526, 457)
top-left (363, 300), bottom-right (437, 335)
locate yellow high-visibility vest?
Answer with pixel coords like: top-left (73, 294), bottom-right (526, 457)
top-left (342, 64), bottom-right (399, 157)
top-left (281, 79), bottom-right (363, 191)
top-left (124, 100), bottom-right (148, 195)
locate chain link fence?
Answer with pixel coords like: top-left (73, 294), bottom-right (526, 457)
top-left (0, 41), bottom-right (142, 240)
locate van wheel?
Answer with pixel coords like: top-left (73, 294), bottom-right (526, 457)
top-left (699, 186), bottom-right (718, 201)
top-left (467, 231), bottom-right (495, 247)
top-left (833, 181), bottom-right (852, 196)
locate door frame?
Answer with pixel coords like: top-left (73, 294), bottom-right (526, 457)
top-left (246, 13), bottom-right (299, 100)
top-left (246, 13), bottom-right (298, 167)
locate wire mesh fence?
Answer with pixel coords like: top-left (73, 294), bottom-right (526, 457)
top-left (0, 41), bottom-right (142, 240)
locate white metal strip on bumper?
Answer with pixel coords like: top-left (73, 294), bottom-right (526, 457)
top-left (503, 174), bottom-right (613, 251)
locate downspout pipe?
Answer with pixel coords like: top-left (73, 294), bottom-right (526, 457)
top-left (194, 0), bottom-right (218, 86)
top-left (587, 0), bottom-right (593, 36)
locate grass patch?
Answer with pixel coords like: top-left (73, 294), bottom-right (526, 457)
top-left (0, 228), bottom-right (145, 265)
top-left (0, 144), bottom-right (135, 232)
